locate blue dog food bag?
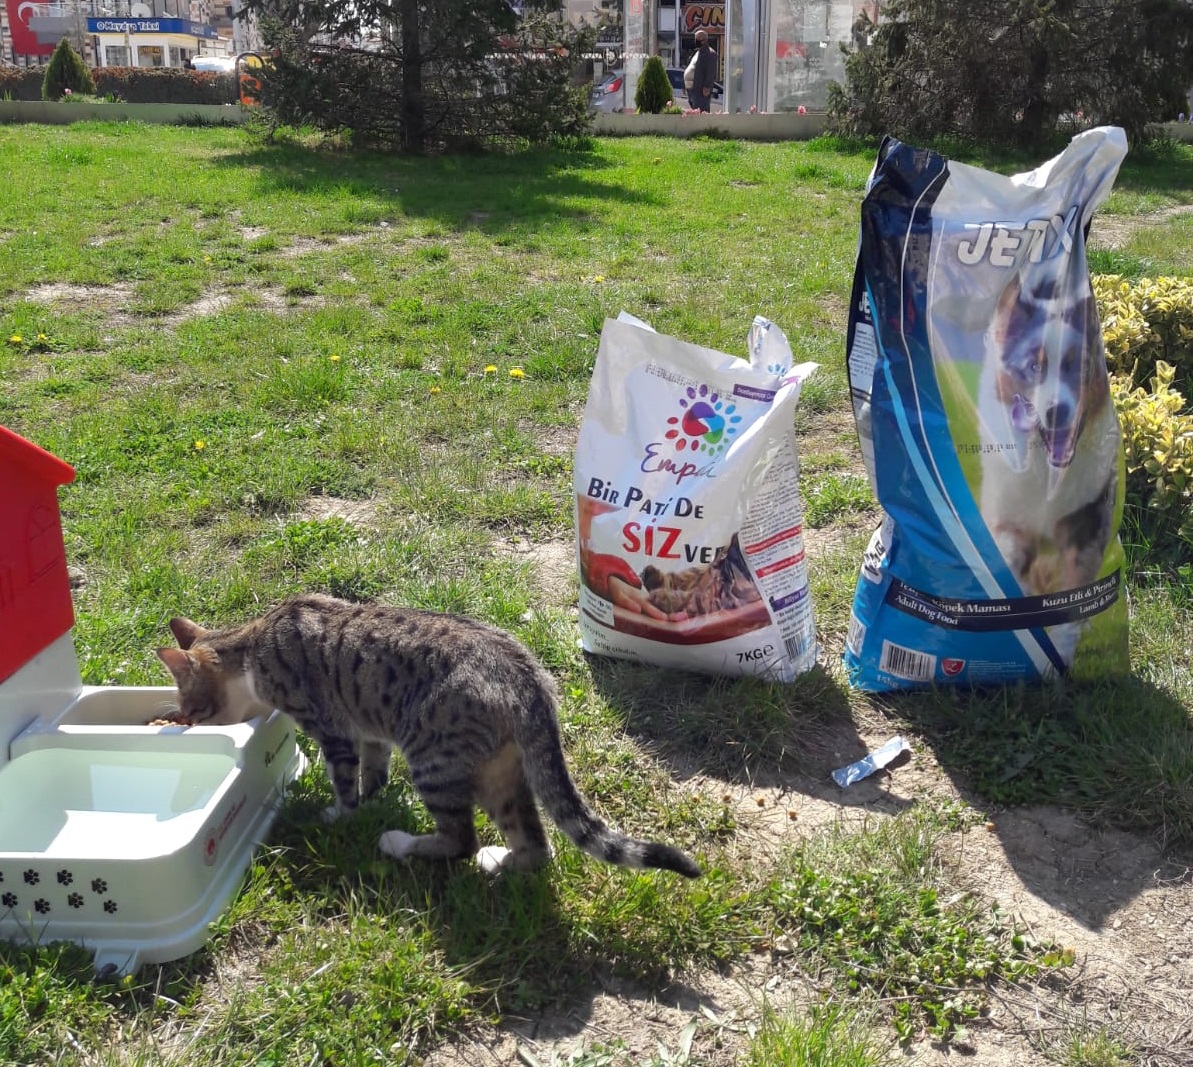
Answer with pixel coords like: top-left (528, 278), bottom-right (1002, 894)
top-left (843, 128), bottom-right (1131, 691)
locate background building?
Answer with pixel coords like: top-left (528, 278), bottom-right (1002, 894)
top-left (3, 0), bottom-right (254, 66)
top-left (569, 0), bottom-right (877, 112)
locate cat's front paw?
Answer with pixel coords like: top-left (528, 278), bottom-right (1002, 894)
top-left (320, 803), bottom-right (347, 824)
top-left (378, 829), bottom-right (417, 859)
top-left (475, 845), bottom-right (513, 875)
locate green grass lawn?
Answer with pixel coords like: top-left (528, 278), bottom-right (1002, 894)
top-left (1, 123), bottom-right (1191, 1067)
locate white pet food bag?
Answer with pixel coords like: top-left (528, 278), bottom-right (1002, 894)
top-left (574, 313), bottom-right (819, 681)
top-left (843, 127), bottom-right (1131, 691)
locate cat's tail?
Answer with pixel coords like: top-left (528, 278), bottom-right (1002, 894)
top-left (517, 688), bottom-right (702, 879)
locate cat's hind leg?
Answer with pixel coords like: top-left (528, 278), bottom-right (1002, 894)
top-left (378, 770), bottom-right (479, 863)
top-left (475, 743), bottom-right (552, 875)
top-left (378, 808), bottom-right (478, 863)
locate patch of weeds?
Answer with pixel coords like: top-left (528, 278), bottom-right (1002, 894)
top-left (746, 1002), bottom-right (893, 1067)
top-left (1034, 1021), bottom-right (1137, 1067)
top-left (193, 900), bottom-right (474, 1064)
top-left (4, 328), bottom-right (55, 355)
top-left (796, 364), bottom-right (851, 415)
top-left (0, 942), bottom-right (123, 1062)
top-left (765, 807), bottom-right (1074, 1043)
top-left (242, 517), bottom-right (364, 579)
top-left (561, 861), bottom-right (760, 981)
top-left (1086, 247), bottom-right (1153, 278)
top-left (471, 483), bottom-right (567, 532)
top-left (255, 353), bottom-right (350, 411)
top-left (282, 279), bottom-right (318, 298)
top-left (802, 472), bottom-right (874, 527)
top-left (514, 452), bottom-right (572, 481)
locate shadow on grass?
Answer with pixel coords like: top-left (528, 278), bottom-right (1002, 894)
top-left (874, 672), bottom-right (1193, 929)
top-left (206, 139), bottom-right (661, 235)
top-left (585, 658), bottom-right (851, 780)
top-left (253, 787), bottom-right (735, 1048)
top-left (582, 656), bottom-right (919, 818)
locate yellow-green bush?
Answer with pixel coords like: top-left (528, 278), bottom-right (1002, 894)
top-left (1096, 274), bottom-right (1193, 554)
top-left (1109, 363), bottom-right (1193, 550)
top-left (1095, 275), bottom-right (1193, 393)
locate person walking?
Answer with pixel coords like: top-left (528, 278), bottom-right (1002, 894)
top-left (687, 29), bottom-right (717, 112)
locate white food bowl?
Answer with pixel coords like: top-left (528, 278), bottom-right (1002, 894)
top-left (0, 635), bottom-right (305, 974)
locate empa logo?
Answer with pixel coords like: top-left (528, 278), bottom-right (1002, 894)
top-left (664, 384), bottom-right (742, 458)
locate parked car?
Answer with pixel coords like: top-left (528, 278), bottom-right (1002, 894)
top-left (590, 68), bottom-right (629, 112)
top-left (190, 55), bottom-right (237, 73)
top-left (590, 67), bottom-right (724, 113)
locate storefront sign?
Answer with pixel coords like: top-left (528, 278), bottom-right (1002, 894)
top-left (683, 3), bottom-right (725, 34)
top-left (87, 17), bottom-right (218, 38)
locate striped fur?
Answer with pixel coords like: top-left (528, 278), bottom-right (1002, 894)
top-left (157, 593), bottom-right (700, 878)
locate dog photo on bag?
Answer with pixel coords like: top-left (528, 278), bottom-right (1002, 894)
top-left (977, 270), bottom-right (1119, 600)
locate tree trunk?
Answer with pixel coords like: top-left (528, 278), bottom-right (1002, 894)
top-left (1020, 44), bottom-right (1051, 146)
top-left (396, 0), bottom-right (425, 153)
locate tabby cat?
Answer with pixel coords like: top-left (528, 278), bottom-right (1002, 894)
top-left (156, 593), bottom-right (701, 878)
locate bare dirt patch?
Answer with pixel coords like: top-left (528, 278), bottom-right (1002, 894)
top-left (494, 537), bottom-right (577, 609)
top-left (297, 495), bottom-right (382, 528)
top-left (464, 504), bottom-right (1192, 1065)
top-left (20, 280), bottom-right (324, 333)
top-left (1088, 203), bottom-right (1193, 251)
top-left (163, 290), bottom-right (236, 325)
top-left (24, 282), bottom-right (136, 311)
top-left (278, 232), bottom-right (379, 258)
top-left (517, 420), bottom-right (579, 459)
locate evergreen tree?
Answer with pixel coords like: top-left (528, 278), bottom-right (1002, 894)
top-left (827, 0), bottom-right (1193, 149)
top-left (42, 38), bottom-right (95, 101)
top-left (634, 56), bottom-right (673, 114)
top-left (240, 0), bottom-right (593, 153)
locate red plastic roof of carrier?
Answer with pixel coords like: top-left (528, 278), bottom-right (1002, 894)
top-left (0, 425), bottom-right (77, 684)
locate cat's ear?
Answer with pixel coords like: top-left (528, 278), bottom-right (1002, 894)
top-left (169, 616), bottom-right (209, 650)
top-left (156, 646), bottom-right (193, 681)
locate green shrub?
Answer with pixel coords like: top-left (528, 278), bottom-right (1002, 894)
top-left (1096, 274), bottom-right (1193, 395)
top-left (1, 67), bottom-right (236, 105)
top-left (42, 38), bottom-right (95, 100)
top-left (92, 68), bottom-right (238, 105)
top-left (634, 56), bottom-right (673, 115)
top-left (1110, 362), bottom-right (1193, 554)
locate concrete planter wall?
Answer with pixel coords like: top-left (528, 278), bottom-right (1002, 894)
top-left (1, 100), bottom-right (815, 138)
top-left (0, 101), bottom-right (247, 126)
top-left (1155, 121), bottom-right (1193, 141)
top-left (3, 100), bottom-right (1186, 144)
top-left (593, 110), bottom-right (826, 141)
